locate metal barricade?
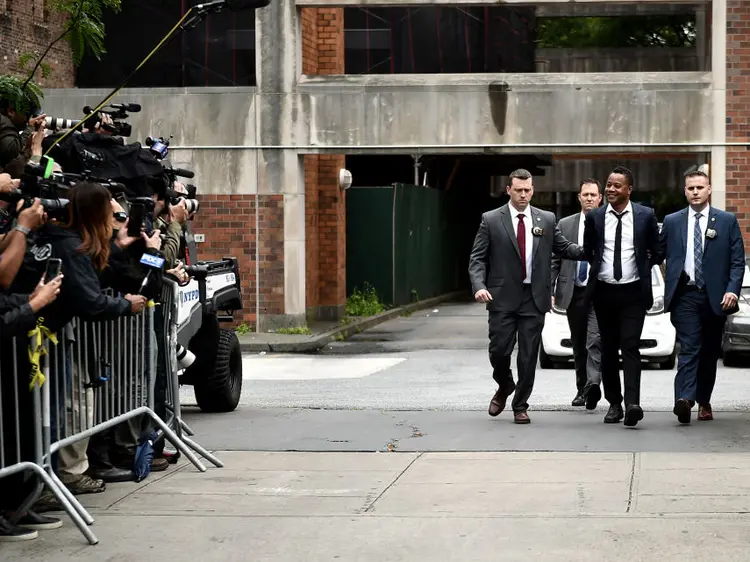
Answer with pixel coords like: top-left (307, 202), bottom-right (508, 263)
top-left (0, 297), bottom-right (211, 546)
top-left (1, 330), bottom-right (97, 544)
top-left (157, 279), bottom-right (223, 469)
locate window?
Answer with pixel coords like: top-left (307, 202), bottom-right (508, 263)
top-left (343, 6), bottom-right (702, 74)
top-left (76, 0), bottom-right (257, 88)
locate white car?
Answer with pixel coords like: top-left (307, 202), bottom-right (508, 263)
top-left (540, 265), bottom-right (677, 370)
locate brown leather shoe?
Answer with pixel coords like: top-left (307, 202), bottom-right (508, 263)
top-left (151, 457), bottom-right (170, 472)
top-left (488, 390), bottom-right (508, 417)
top-left (514, 411), bottom-right (530, 424)
top-left (697, 404), bottom-right (713, 421)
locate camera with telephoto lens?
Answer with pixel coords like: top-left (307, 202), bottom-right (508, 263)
top-left (174, 183), bottom-right (200, 215)
top-left (0, 161), bottom-right (70, 221)
top-left (161, 163), bottom-right (200, 216)
top-left (44, 116), bottom-right (82, 131)
top-left (176, 344), bottom-right (196, 369)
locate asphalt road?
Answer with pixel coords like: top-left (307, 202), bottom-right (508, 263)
top-left (180, 301), bottom-right (750, 453)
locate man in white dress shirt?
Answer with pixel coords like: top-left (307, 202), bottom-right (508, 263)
top-left (469, 169), bottom-right (585, 424)
top-left (582, 166), bottom-right (661, 427)
top-left (551, 179), bottom-right (603, 408)
top-left (655, 170), bottom-right (745, 424)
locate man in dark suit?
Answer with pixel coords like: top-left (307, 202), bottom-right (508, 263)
top-left (469, 168), bottom-right (585, 424)
top-left (656, 170), bottom-right (745, 424)
top-left (583, 166), bottom-right (660, 427)
top-left (551, 178), bottom-right (603, 407)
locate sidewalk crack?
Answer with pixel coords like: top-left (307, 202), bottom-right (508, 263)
top-left (626, 452), bottom-right (637, 513)
top-left (363, 452), bottom-right (423, 513)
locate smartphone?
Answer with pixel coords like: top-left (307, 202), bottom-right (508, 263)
top-left (127, 202), bottom-right (144, 238)
top-left (45, 258), bottom-right (62, 282)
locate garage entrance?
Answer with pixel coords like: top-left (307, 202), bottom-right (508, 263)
top-left (344, 153), bottom-right (707, 307)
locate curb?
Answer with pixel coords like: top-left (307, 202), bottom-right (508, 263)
top-left (239, 290), bottom-right (467, 353)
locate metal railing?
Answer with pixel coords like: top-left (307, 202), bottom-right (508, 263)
top-left (158, 279), bottom-right (223, 469)
top-left (0, 292), bottom-right (218, 545)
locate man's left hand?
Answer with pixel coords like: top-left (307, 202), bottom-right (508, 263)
top-left (721, 292), bottom-right (739, 311)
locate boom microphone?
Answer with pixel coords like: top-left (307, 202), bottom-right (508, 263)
top-left (172, 168), bottom-right (195, 179)
top-left (226, 0), bottom-right (272, 9)
top-left (109, 103), bottom-right (142, 113)
top-left (195, 0), bottom-right (271, 12)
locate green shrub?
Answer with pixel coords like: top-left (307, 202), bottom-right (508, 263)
top-left (346, 283), bottom-right (385, 317)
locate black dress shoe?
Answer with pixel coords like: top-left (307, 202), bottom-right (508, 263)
top-left (604, 404), bottom-right (624, 424)
top-left (623, 404), bottom-right (644, 427)
top-left (585, 385), bottom-right (601, 410)
top-left (673, 399), bottom-right (691, 424)
top-left (87, 467), bottom-right (135, 483)
top-left (571, 394), bottom-right (586, 407)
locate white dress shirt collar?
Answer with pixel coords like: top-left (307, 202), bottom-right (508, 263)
top-left (691, 204), bottom-right (710, 218)
top-left (509, 203), bottom-right (530, 219)
top-left (606, 200), bottom-right (633, 216)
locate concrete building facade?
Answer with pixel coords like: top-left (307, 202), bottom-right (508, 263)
top-left (10, 0), bottom-right (747, 329)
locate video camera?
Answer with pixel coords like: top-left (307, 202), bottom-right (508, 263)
top-left (83, 103), bottom-right (141, 137)
top-left (44, 103), bottom-right (141, 137)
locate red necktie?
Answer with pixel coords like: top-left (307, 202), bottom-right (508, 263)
top-left (517, 214), bottom-right (526, 280)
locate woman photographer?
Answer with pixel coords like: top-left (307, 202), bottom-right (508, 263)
top-left (10, 181), bottom-right (148, 502)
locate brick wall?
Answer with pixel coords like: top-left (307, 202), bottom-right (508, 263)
top-left (726, 1), bottom-right (750, 244)
top-left (302, 8), bottom-right (347, 320)
top-left (0, 1), bottom-right (75, 87)
top-left (193, 194), bottom-right (284, 327)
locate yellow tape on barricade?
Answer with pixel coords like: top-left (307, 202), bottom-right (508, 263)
top-left (27, 317), bottom-right (58, 390)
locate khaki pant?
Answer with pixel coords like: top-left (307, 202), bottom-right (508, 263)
top-left (58, 360), bottom-right (94, 484)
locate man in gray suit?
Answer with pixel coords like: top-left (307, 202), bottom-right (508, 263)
top-left (469, 168), bottom-right (586, 424)
top-left (550, 178), bottom-right (603, 408)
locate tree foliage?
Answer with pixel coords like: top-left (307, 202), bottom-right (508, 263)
top-left (537, 16), bottom-right (696, 49)
top-left (0, 75), bottom-right (44, 114)
top-left (0, 0), bottom-right (120, 111)
top-left (50, 0), bottom-right (122, 65)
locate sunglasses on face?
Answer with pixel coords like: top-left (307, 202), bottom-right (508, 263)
top-left (113, 211), bottom-right (127, 223)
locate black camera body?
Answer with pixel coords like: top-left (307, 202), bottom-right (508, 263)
top-left (82, 102), bottom-right (141, 137)
top-left (0, 163), bottom-right (71, 221)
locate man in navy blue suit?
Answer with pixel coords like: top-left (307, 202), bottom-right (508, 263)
top-left (583, 166), bottom-right (661, 427)
top-left (656, 170), bottom-right (745, 424)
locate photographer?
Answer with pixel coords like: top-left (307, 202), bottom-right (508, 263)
top-left (0, 265), bottom-right (64, 541)
top-left (11, 181), bottom-right (148, 498)
top-left (0, 195), bottom-right (46, 289)
top-left (154, 181), bottom-right (190, 269)
top-left (0, 100), bottom-right (46, 174)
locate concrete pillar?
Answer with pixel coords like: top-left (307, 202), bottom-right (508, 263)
top-left (710, 0), bottom-right (726, 210)
top-left (256, 0), bottom-right (307, 329)
top-left (695, 6), bottom-right (708, 72)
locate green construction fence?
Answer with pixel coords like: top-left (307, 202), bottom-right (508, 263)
top-left (346, 183), bottom-right (470, 306)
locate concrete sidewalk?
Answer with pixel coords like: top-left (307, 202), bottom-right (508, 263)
top-left (6, 451), bottom-right (750, 561)
top-left (238, 291), bottom-right (467, 353)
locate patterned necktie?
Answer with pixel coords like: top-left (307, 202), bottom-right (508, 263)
top-left (517, 214), bottom-right (526, 280)
top-left (694, 212), bottom-right (704, 288)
